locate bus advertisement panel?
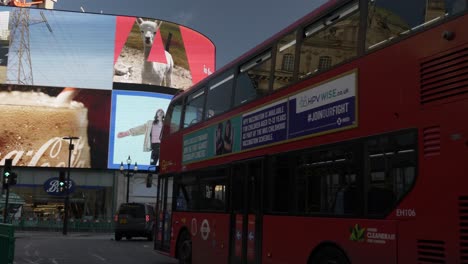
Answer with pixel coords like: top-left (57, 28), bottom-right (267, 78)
top-left (182, 71), bottom-right (357, 165)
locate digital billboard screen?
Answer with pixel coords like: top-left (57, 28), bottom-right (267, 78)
top-left (108, 89), bottom-right (174, 170)
top-left (0, 6), bottom-right (215, 169)
top-left (0, 84), bottom-right (111, 168)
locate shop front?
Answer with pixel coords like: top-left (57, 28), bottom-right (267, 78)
top-left (1, 168), bottom-right (115, 231)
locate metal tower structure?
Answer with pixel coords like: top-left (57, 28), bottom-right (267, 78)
top-left (7, 7), bottom-right (34, 85)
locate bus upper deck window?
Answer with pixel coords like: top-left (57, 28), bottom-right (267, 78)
top-left (446, 0), bottom-right (467, 15)
top-left (272, 32), bottom-right (297, 91)
top-left (299, 2), bottom-right (359, 78)
top-left (234, 51), bottom-right (272, 107)
top-left (366, 0), bottom-right (459, 50)
top-left (184, 89), bottom-right (206, 128)
top-left (206, 72), bottom-right (234, 118)
top-left (167, 100), bottom-right (183, 134)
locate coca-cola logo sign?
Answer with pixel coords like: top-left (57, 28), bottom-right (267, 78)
top-left (1, 137), bottom-right (89, 168)
top-left (44, 177), bottom-right (76, 196)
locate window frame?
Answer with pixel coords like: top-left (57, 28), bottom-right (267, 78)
top-left (182, 87), bottom-right (207, 128)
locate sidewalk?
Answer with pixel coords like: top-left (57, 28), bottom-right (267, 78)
top-left (15, 230), bottom-right (114, 239)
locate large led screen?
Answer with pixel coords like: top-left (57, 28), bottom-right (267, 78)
top-left (114, 17), bottom-right (215, 88)
top-left (0, 11), bottom-right (8, 83)
top-left (0, 84), bottom-right (111, 168)
top-left (108, 89), bottom-right (173, 171)
top-left (0, 6), bottom-right (215, 169)
top-left (0, 6), bottom-right (215, 89)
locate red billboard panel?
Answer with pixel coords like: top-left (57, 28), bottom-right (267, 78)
top-left (113, 16), bottom-right (215, 89)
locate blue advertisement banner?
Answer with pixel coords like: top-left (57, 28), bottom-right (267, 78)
top-left (288, 71), bottom-right (356, 139)
top-left (241, 99), bottom-right (288, 150)
top-left (288, 97), bottom-right (355, 139)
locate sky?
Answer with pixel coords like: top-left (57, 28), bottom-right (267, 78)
top-left (54, 0), bottom-right (328, 70)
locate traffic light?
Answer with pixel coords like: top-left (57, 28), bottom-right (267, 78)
top-left (2, 159), bottom-right (12, 188)
top-left (146, 173), bottom-right (153, 188)
top-left (58, 171), bottom-right (66, 193)
top-left (9, 172), bottom-right (17, 186)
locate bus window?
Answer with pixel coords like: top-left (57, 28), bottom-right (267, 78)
top-left (175, 174), bottom-right (199, 210)
top-left (426, 0), bottom-right (447, 20)
top-left (234, 51), bottom-right (272, 106)
top-left (299, 2), bottom-right (360, 78)
top-left (199, 179), bottom-right (227, 211)
top-left (367, 0), bottom-right (423, 49)
top-left (175, 170), bottom-right (227, 212)
top-left (446, 0), bottom-right (468, 15)
top-left (272, 31), bottom-right (297, 91)
top-left (366, 131), bottom-right (417, 216)
top-left (206, 71), bottom-right (234, 119)
top-left (166, 99), bottom-right (183, 134)
top-left (295, 147), bottom-right (359, 216)
top-left (183, 88), bottom-right (206, 128)
top-left (366, 0), bottom-right (461, 50)
top-left (267, 155), bottom-right (291, 213)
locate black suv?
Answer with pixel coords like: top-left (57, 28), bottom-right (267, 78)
top-left (114, 203), bottom-right (155, 241)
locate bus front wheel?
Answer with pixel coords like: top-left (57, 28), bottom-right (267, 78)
top-left (309, 246), bottom-right (350, 264)
top-left (177, 230), bottom-right (192, 264)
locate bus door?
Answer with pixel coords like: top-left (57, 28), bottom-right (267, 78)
top-left (230, 159), bottom-right (263, 264)
top-left (154, 174), bottom-right (174, 252)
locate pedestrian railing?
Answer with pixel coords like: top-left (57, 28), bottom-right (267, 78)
top-left (0, 223), bottom-right (15, 264)
top-left (7, 217), bottom-right (115, 233)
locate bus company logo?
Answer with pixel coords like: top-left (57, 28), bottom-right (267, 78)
top-left (200, 219), bottom-right (210, 240)
top-left (349, 224), bottom-right (366, 242)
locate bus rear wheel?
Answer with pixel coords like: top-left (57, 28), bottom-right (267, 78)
top-left (309, 246), bottom-right (350, 264)
top-left (177, 231), bottom-right (192, 264)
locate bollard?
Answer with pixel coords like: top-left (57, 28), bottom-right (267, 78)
top-left (0, 223), bottom-right (15, 264)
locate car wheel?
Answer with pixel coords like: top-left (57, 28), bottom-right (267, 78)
top-left (115, 232), bottom-right (122, 241)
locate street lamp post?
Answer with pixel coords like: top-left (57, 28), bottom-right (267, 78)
top-left (120, 156), bottom-right (138, 203)
top-left (62, 136), bottom-right (79, 236)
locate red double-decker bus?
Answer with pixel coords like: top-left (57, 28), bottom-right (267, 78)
top-left (154, 0), bottom-right (468, 263)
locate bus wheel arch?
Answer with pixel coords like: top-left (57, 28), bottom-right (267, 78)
top-left (176, 227), bottom-right (192, 264)
top-left (307, 243), bottom-right (350, 264)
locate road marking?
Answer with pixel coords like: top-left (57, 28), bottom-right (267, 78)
top-left (19, 257), bottom-right (39, 264)
top-left (92, 254), bottom-right (106, 261)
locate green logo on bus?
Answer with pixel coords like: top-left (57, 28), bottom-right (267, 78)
top-left (349, 224), bottom-right (366, 242)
